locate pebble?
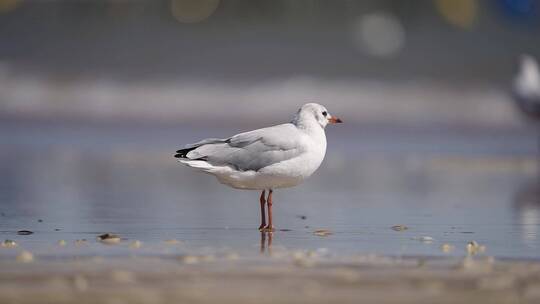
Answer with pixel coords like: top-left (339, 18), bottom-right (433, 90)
top-left (164, 239), bottom-right (181, 245)
top-left (466, 241), bottom-right (486, 255)
top-left (391, 225), bottom-right (408, 231)
top-left (313, 229), bottom-right (333, 237)
top-left (97, 233), bottom-right (121, 244)
top-left (58, 240), bottom-right (67, 246)
top-left (416, 236), bottom-right (434, 243)
top-left (440, 243), bottom-right (454, 253)
top-left (16, 250), bottom-right (34, 263)
top-left (2, 239), bottom-right (17, 248)
top-left (17, 230), bottom-right (33, 235)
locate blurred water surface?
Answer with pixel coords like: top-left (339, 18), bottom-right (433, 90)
top-left (0, 120), bottom-right (538, 259)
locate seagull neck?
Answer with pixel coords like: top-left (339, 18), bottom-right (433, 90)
top-left (293, 119), bottom-right (325, 136)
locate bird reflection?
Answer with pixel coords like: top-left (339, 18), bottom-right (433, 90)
top-left (260, 231), bottom-right (273, 254)
top-left (496, 54), bottom-right (540, 247)
top-left (513, 182), bottom-right (540, 246)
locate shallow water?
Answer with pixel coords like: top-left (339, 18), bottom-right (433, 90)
top-left (0, 120), bottom-right (538, 259)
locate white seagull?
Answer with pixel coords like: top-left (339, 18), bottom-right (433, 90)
top-left (174, 103), bottom-right (342, 231)
top-left (513, 54), bottom-right (540, 120)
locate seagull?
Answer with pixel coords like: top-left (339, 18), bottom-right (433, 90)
top-left (174, 103), bottom-right (342, 231)
top-left (513, 54), bottom-right (540, 120)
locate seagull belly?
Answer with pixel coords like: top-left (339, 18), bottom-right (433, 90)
top-left (212, 152), bottom-right (323, 190)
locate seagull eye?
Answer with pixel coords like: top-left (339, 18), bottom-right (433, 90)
top-left (322, 111), bottom-right (327, 117)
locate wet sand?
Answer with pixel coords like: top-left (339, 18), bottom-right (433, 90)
top-left (0, 122), bottom-right (538, 303)
top-left (1, 248), bottom-right (540, 304)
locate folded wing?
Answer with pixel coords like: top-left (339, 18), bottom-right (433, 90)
top-left (175, 123), bottom-right (303, 171)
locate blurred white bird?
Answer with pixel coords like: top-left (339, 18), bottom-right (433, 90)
top-left (174, 103), bottom-right (342, 231)
top-left (513, 54), bottom-right (540, 120)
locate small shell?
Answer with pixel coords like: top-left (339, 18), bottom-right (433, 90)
top-left (97, 233), bottom-right (121, 244)
top-left (418, 236), bottom-right (434, 243)
top-left (2, 239), bottom-right (17, 248)
top-left (466, 240), bottom-right (486, 255)
top-left (440, 243), bottom-right (454, 253)
top-left (391, 225), bottom-right (408, 231)
top-left (313, 229), bottom-right (333, 237)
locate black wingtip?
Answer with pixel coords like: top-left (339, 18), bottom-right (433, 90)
top-left (174, 146), bottom-right (197, 159)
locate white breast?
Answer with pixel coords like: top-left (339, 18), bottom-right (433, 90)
top-left (213, 129), bottom-right (327, 190)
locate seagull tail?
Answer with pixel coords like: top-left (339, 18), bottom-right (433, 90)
top-left (175, 146), bottom-right (215, 172)
top-left (174, 147), bottom-right (197, 159)
top-left (177, 159), bottom-right (215, 171)
top-left (174, 138), bottom-right (230, 172)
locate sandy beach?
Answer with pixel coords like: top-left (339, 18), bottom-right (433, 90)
top-left (1, 248), bottom-right (540, 304)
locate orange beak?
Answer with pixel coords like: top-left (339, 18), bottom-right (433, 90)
top-left (328, 116), bottom-right (343, 124)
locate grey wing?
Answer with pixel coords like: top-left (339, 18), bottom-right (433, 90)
top-left (180, 123), bottom-right (303, 171)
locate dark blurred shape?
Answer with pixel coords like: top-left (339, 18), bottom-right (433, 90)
top-left (497, 0), bottom-right (538, 22)
top-left (513, 55), bottom-right (540, 120)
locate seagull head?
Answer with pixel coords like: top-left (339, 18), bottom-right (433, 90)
top-left (293, 103), bottom-right (343, 129)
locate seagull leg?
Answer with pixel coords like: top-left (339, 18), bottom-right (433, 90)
top-left (264, 189), bottom-right (274, 231)
top-left (258, 190), bottom-right (266, 230)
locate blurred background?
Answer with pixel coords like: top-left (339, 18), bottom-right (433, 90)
top-left (0, 0), bottom-right (540, 125)
top-left (0, 0), bottom-right (539, 258)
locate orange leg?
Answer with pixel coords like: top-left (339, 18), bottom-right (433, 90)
top-left (258, 190), bottom-right (266, 230)
top-left (264, 189), bottom-right (274, 231)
